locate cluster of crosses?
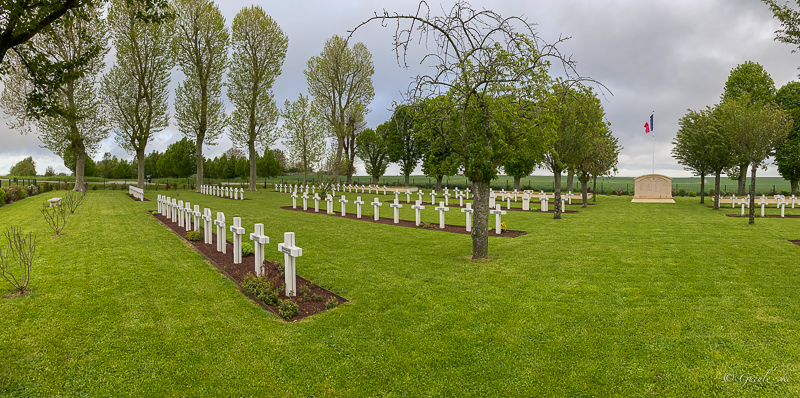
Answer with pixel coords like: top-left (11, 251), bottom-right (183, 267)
top-left (200, 185), bottom-right (245, 200)
top-left (157, 194), bottom-right (303, 296)
top-left (730, 194), bottom-right (798, 218)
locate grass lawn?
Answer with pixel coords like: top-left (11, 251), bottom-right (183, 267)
top-left (1, 189), bottom-right (799, 396)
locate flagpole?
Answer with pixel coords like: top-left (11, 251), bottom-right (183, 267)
top-left (651, 112), bottom-right (655, 174)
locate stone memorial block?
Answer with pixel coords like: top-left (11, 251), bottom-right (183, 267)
top-left (390, 198), bottom-right (403, 224)
top-left (214, 212), bottom-right (227, 254)
top-left (522, 193), bottom-right (530, 211)
top-left (632, 174), bottom-right (675, 203)
top-left (354, 196), bottom-right (365, 218)
top-left (202, 208), bottom-right (213, 244)
top-left (278, 232), bottom-right (302, 297)
top-left (230, 217), bottom-right (245, 264)
top-left (250, 223), bottom-right (269, 277)
top-left (490, 204), bottom-right (507, 235)
top-left (461, 203), bottom-right (474, 232)
top-left (435, 201), bottom-right (449, 229)
top-left (411, 200), bottom-right (425, 226)
top-left (371, 197), bottom-right (382, 221)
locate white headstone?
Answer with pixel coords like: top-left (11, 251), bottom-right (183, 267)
top-left (406, 189), bottom-right (411, 203)
top-left (411, 200), bottom-right (425, 226)
top-left (171, 199), bottom-right (178, 223)
top-left (489, 191), bottom-right (496, 208)
top-left (781, 202), bottom-right (786, 217)
top-left (759, 197), bottom-right (767, 217)
top-left (522, 193), bottom-right (530, 211)
top-left (326, 195), bottom-right (334, 214)
top-left (731, 195), bottom-right (737, 208)
top-left (177, 200), bottom-right (185, 227)
top-left (291, 192), bottom-right (298, 209)
top-left (230, 217), bottom-right (245, 264)
top-left (390, 198), bottom-right (403, 224)
top-left (354, 196), bottom-right (365, 218)
top-left (465, 188), bottom-right (470, 200)
top-left (371, 197), bottom-right (382, 221)
top-left (184, 202), bottom-right (193, 232)
top-left (249, 223), bottom-right (269, 277)
top-left (461, 203), bottom-right (473, 232)
top-left (418, 191), bottom-right (424, 203)
top-left (490, 204), bottom-right (507, 235)
top-left (214, 212), bottom-right (226, 254)
top-left (443, 192), bottom-right (450, 206)
top-left (434, 201), bottom-right (449, 229)
top-left (278, 232), bottom-right (302, 297)
top-left (430, 190), bottom-right (436, 205)
top-left (383, 186), bottom-right (387, 195)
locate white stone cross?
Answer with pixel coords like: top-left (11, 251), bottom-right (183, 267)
top-left (214, 212), bottom-right (226, 254)
top-left (411, 200), bottom-right (425, 226)
top-left (406, 189), bottom-right (411, 203)
top-left (250, 223), bottom-right (269, 277)
top-left (314, 194), bottom-right (320, 212)
top-left (430, 190), bottom-right (436, 204)
top-left (443, 192), bottom-right (450, 206)
top-left (239, 188), bottom-right (244, 200)
top-left (513, 189), bottom-right (519, 201)
top-left (781, 201), bottom-right (786, 217)
top-left (740, 198), bottom-right (746, 216)
top-left (332, 187), bottom-right (336, 197)
top-left (505, 193), bottom-right (511, 209)
top-left (184, 202), bottom-right (193, 232)
top-left (383, 186), bottom-right (387, 195)
top-left (157, 195), bottom-right (163, 213)
top-left (354, 196), bottom-right (365, 218)
top-left (394, 190), bottom-right (400, 202)
top-left (278, 232), bottom-right (302, 297)
top-left (177, 200), bottom-right (185, 228)
top-left (225, 186), bottom-right (230, 198)
top-left (461, 203), bottom-right (473, 232)
top-left (489, 190), bottom-right (496, 208)
top-left (731, 195), bottom-right (737, 208)
top-left (434, 201), bottom-right (449, 229)
top-left (274, 183), bottom-right (279, 192)
top-left (202, 208), bottom-right (212, 244)
top-left (418, 191), bottom-right (424, 203)
top-left (302, 193), bottom-right (309, 210)
top-left (371, 197), bottom-right (382, 221)
top-left (291, 192), bottom-right (298, 209)
top-left (793, 195), bottom-right (797, 209)
top-left (171, 199), bottom-right (178, 223)
top-left (390, 198), bottom-right (403, 224)
top-left (193, 205), bottom-right (201, 232)
top-left (230, 217), bottom-right (245, 264)
top-left (759, 197), bottom-right (768, 217)
top-left (541, 194), bottom-right (549, 212)
top-left (465, 188), bottom-right (470, 200)
top-left (522, 193), bottom-right (531, 211)
top-left (348, 184), bottom-right (352, 193)
top-left (339, 195), bottom-right (349, 216)
top-left (458, 191), bottom-right (464, 207)
top-left (490, 204), bottom-right (507, 235)
top-left (368, 185), bottom-right (373, 194)
top-left (326, 195), bottom-right (334, 214)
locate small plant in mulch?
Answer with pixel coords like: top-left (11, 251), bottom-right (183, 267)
top-left (309, 294), bottom-right (324, 302)
top-left (241, 242), bottom-right (254, 256)
top-left (325, 297), bottom-right (339, 309)
top-left (278, 299), bottom-right (299, 319)
top-left (419, 221), bottom-right (437, 229)
top-left (501, 222), bottom-right (507, 232)
top-left (185, 230), bottom-right (203, 242)
top-left (275, 259), bottom-right (285, 276)
top-left (241, 274), bottom-right (280, 305)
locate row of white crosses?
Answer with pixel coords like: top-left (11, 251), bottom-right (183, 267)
top-left (200, 185), bottom-right (244, 200)
top-left (129, 186), bottom-right (145, 201)
top-left (158, 194), bottom-right (303, 297)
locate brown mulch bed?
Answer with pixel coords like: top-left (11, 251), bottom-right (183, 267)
top-left (789, 240), bottom-right (800, 246)
top-left (531, 209), bottom-right (580, 214)
top-left (379, 199), bottom-right (571, 213)
top-left (280, 206), bottom-right (527, 238)
top-left (126, 193), bottom-right (150, 201)
top-left (148, 211), bottom-right (346, 321)
top-left (725, 214), bottom-right (800, 218)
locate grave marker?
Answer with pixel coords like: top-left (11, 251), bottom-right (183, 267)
top-left (411, 200), bottom-right (425, 226)
top-left (178, 200), bottom-right (185, 227)
top-left (193, 205), bottom-right (201, 232)
top-left (291, 192), bottom-right (298, 209)
top-left (214, 212), bottom-right (226, 253)
top-left (522, 193), bottom-right (530, 211)
top-left (354, 196), bottom-right (365, 218)
top-left (461, 203), bottom-right (473, 232)
top-left (371, 197), bottom-right (382, 221)
top-left (314, 194), bottom-right (320, 212)
top-left (490, 204), bottom-right (507, 235)
top-left (435, 201), bottom-right (449, 229)
top-left (278, 232), bottom-right (302, 297)
top-left (202, 208), bottom-right (212, 244)
top-left (390, 198), bottom-right (403, 223)
top-left (249, 223), bottom-right (269, 277)
top-left (326, 195), bottom-right (334, 214)
top-left (230, 217), bottom-right (245, 264)
top-left (339, 195), bottom-right (349, 216)
top-left (302, 193), bottom-right (309, 210)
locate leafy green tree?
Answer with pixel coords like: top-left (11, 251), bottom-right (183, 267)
top-left (157, 138), bottom-right (196, 178)
top-left (570, 90), bottom-right (615, 207)
top-left (305, 34), bottom-right (374, 186)
top-left (354, 2), bottom-right (566, 258)
top-left (64, 149), bottom-right (99, 177)
top-left (97, 152), bottom-right (116, 178)
top-left (9, 157), bottom-right (37, 176)
top-left (672, 109), bottom-right (716, 205)
top-left (281, 94), bottom-right (326, 184)
top-left (0, 4), bottom-right (108, 192)
top-left (257, 148), bottom-right (280, 178)
top-left (227, 6), bottom-right (287, 191)
top-left (355, 125), bottom-right (391, 185)
top-left (174, 0), bottom-right (228, 193)
top-left (235, 156), bottom-right (249, 180)
top-left (774, 82), bottom-right (800, 195)
top-left (144, 150), bottom-right (162, 178)
top-left (112, 160), bottom-right (132, 179)
top-left (721, 61), bottom-right (776, 195)
top-left (420, 131), bottom-right (459, 191)
top-left (716, 94), bottom-right (791, 224)
top-left (387, 104), bottom-right (424, 187)
top-left (102, 0), bottom-right (173, 188)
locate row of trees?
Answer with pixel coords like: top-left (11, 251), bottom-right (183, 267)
top-left (672, 61), bottom-right (793, 224)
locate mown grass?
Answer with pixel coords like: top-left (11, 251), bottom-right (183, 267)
top-left (0, 189), bottom-right (799, 396)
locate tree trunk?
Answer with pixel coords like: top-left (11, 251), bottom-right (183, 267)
top-left (196, 139), bottom-right (205, 192)
top-left (699, 172), bottom-right (705, 204)
top-left (436, 176), bottom-right (442, 191)
top-left (580, 179), bottom-right (588, 208)
top-left (74, 142), bottom-right (87, 193)
top-left (714, 171), bottom-right (721, 210)
top-left (404, 173), bottom-right (410, 186)
top-left (248, 141), bottom-right (257, 191)
top-left (372, 176), bottom-right (379, 185)
top-left (553, 171), bottom-right (562, 219)
top-left (471, 180), bottom-right (489, 259)
top-left (566, 170), bottom-right (574, 192)
top-left (592, 176), bottom-right (597, 203)
top-left (136, 148), bottom-right (145, 189)
top-left (749, 165), bottom-right (757, 225)
top-left (792, 180), bottom-right (798, 196)
top-left (737, 162), bottom-right (748, 196)
top-left (513, 176), bottom-right (521, 191)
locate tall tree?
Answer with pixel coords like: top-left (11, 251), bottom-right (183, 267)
top-left (281, 94), bottom-right (327, 184)
top-left (256, 148), bottom-right (280, 179)
top-left (672, 108), bottom-right (716, 204)
top-left (356, 124), bottom-right (391, 185)
top-left (174, 0), bottom-right (228, 189)
top-left (571, 90), bottom-right (615, 207)
top-left (721, 61), bottom-right (776, 195)
top-left (387, 104), bottom-right (424, 186)
top-left (157, 137), bottom-right (196, 178)
top-left (1, 4), bottom-right (108, 192)
top-left (305, 34), bottom-right (374, 187)
top-left (227, 5), bottom-right (287, 191)
top-left (716, 94), bottom-right (791, 224)
top-left (352, 2), bottom-right (572, 259)
top-left (102, 0), bottom-right (173, 188)
top-left (9, 156), bottom-right (36, 176)
top-left (774, 81), bottom-right (800, 195)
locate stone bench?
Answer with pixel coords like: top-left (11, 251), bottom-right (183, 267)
top-left (48, 197), bottom-right (62, 207)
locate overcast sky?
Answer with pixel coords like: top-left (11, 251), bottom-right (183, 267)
top-left (2, 0), bottom-right (798, 178)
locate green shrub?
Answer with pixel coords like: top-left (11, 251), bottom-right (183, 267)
top-left (241, 274), bottom-right (280, 305)
top-left (0, 188), bottom-right (5, 206)
top-left (310, 294), bottom-right (324, 302)
top-left (278, 299), bottom-right (299, 319)
top-left (91, 184), bottom-right (99, 191)
top-left (18, 187), bottom-right (27, 200)
top-left (275, 259), bottom-right (285, 276)
top-left (678, 188), bottom-right (686, 197)
top-left (297, 285), bottom-right (310, 297)
top-left (185, 230), bottom-right (203, 242)
top-left (781, 190), bottom-right (791, 196)
top-left (4, 186), bottom-right (20, 203)
top-left (614, 188), bottom-right (625, 196)
top-left (325, 297), bottom-right (339, 309)
top-left (604, 188), bottom-right (614, 196)
top-left (688, 191), bottom-right (697, 197)
top-left (241, 242), bottom-right (254, 256)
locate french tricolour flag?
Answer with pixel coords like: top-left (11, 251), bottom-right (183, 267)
top-left (644, 114), bottom-right (654, 134)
